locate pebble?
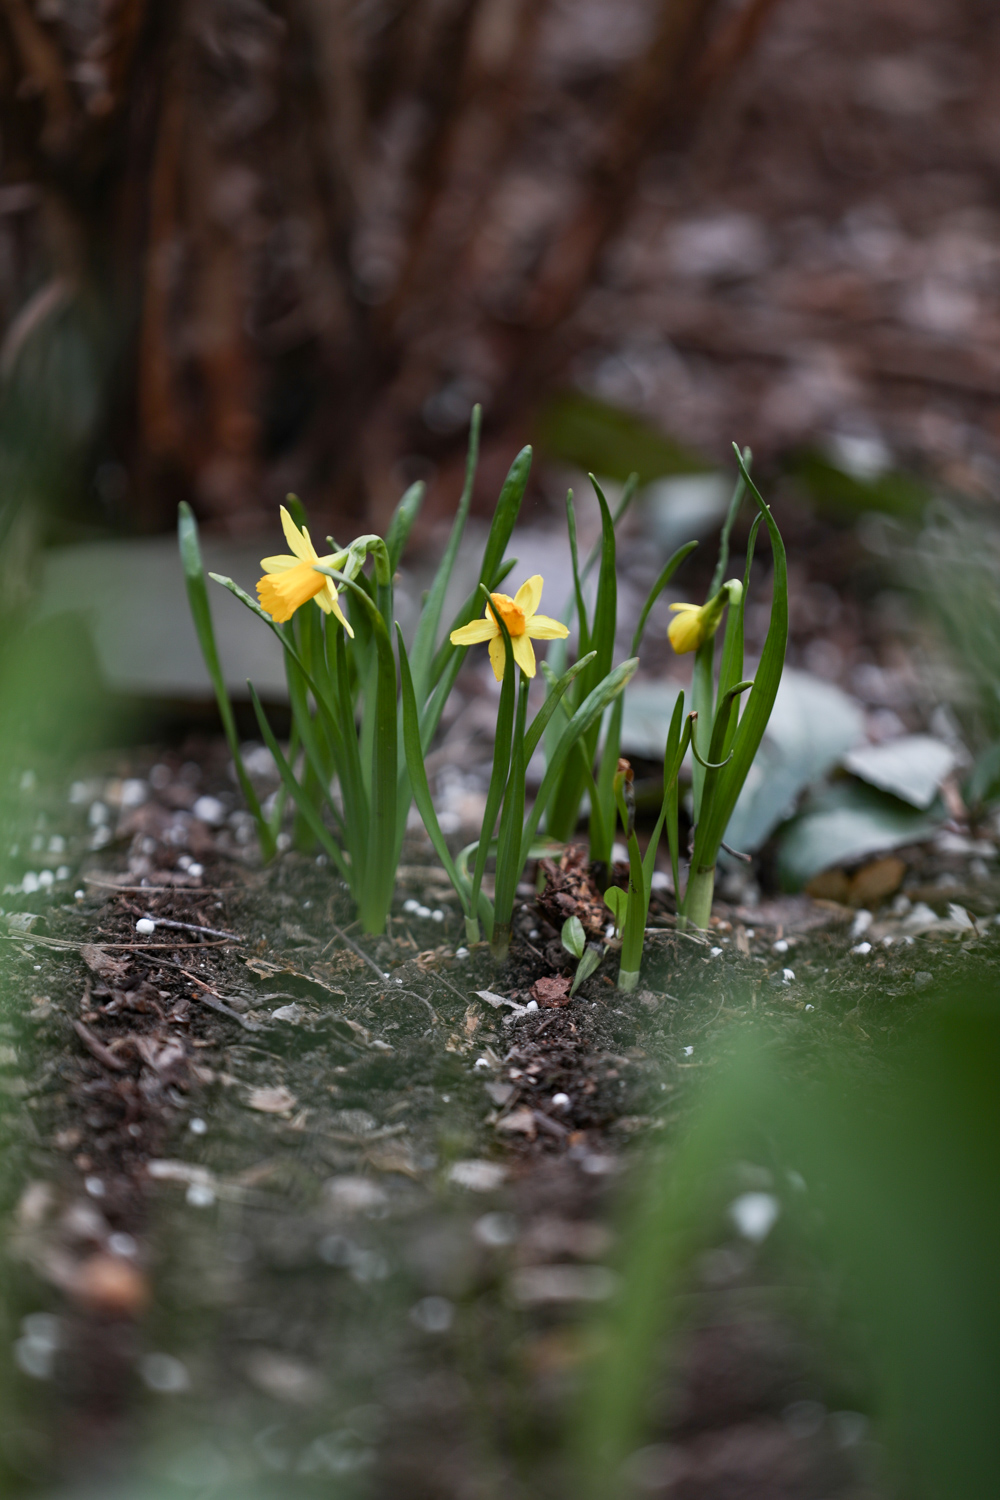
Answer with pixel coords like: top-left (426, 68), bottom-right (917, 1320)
top-left (415, 905), bottom-right (431, 919)
top-left (709, 946), bottom-right (722, 957)
top-left (551, 1093), bottom-right (571, 1109)
top-left (430, 909), bottom-right (444, 922)
top-left (402, 899), bottom-right (419, 914)
top-left (188, 1118), bottom-right (208, 1135)
top-left (140, 1352), bottom-right (191, 1394)
top-left (473, 1212), bottom-right (518, 1247)
top-left (186, 1183), bottom-right (216, 1208)
top-left (192, 795), bottom-right (227, 826)
top-left (772, 938), bottom-right (789, 954)
top-left (454, 947), bottom-right (469, 959)
top-left (729, 1190), bottom-right (781, 1243)
top-left (525, 1000), bottom-right (539, 1012)
top-left (409, 1296), bottom-right (454, 1334)
top-left (447, 1160), bottom-right (507, 1192)
top-left (850, 941), bottom-right (872, 956)
top-left (135, 918), bottom-right (157, 935)
top-left (683, 1046), bottom-right (694, 1056)
top-left (782, 967), bottom-right (795, 982)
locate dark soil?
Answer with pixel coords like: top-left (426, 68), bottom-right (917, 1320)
top-left (2, 739), bottom-right (997, 1498)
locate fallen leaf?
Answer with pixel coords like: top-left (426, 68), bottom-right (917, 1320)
top-left (72, 1253), bottom-right (150, 1316)
top-left (495, 1106), bottom-right (537, 1138)
top-left (809, 854), bottom-right (907, 907)
top-left (245, 1350), bottom-right (324, 1405)
top-left (366, 1140), bottom-right (424, 1178)
top-left (134, 1036), bottom-right (187, 1076)
top-left (81, 946), bottom-right (130, 982)
top-left (246, 1086), bottom-right (298, 1114)
top-left (531, 974), bottom-right (572, 1007)
top-left (536, 846), bottom-right (608, 938)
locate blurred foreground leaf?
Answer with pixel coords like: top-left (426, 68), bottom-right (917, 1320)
top-left (578, 985), bottom-right (1000, 1500)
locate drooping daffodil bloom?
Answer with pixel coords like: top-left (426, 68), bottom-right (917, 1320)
top-left (450, 575), bottom-right (568, 681)
top-left (668, 579), bottom-right (743, 655)
top-left (256, 506), bottom-right (354, 632)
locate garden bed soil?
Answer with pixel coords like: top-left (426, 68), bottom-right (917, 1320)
top-left (3, 739), bottom-right (999, 1497)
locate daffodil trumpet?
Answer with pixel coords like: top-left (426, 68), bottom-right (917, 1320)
top-left (449, 573), bottom-right (569, 680)
top-left (254, 505), bottom-right (358, 630)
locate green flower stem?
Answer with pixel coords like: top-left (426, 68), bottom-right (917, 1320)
top-left (322, 568), bottom-right (399, 934)
top-left (177, 503), bottom-right (274, 860)
top-left (614, 780), bottom-right (648, 991)
top-left (491, 672), bottom-right (530, 962)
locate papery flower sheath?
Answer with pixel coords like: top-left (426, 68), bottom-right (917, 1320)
top-left (450, 575), bottom-right (568, 680)
top-left (256, 506), bottom-right (354, 632)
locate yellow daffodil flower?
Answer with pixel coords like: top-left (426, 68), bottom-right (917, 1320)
top-left (256, 506), bottom-right (353, 633)
top-left (450, 574), bottom-right (568, 681)
top-left (667, 579), bottom-right (742, 655)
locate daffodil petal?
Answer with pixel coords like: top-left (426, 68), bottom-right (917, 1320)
top-left (525, 613), bottom-right (569, 641)
top-left (668, 611), bottom-right (702, 654)
top-left (259, 554), bottom-right (301, 574)
top-left (279, 505), bottom-right (314, 562)
top-left (512, 632), bottom-right (536, 678)
top-left (451, 618), bottom-right (498, 646)
top-left (668, 601), bottom-right (698, 614)
top-left (513, 574), bottom-right (543, 618)
top-left (488, 634), bottom-right (507, 682)
top-left (316, 578), bottom-right (354, 637)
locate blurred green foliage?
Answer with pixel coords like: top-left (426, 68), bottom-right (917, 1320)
top-left (579, 980), bottom-right (1000, 1500)
top-left (911, 504), bottom-right (1000, 807)
top-left (788, 449), bottom-right (930, 520)
top-left (534, 391), bottom-right (708, 484)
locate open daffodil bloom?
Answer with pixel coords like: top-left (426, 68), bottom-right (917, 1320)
top-left (256, 506), bottom-right (354, 632)
top-left (450, 574), bottom-right (568, 680)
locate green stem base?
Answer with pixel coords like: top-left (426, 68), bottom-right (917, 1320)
top-left (680, 865), bottom-right (715, 931)
top-left (465, 915), bottom-right (481, 945)
top-left (490, 921), bottom-right (511, 963)
top-left (617, 967), bottom-right (640, 993)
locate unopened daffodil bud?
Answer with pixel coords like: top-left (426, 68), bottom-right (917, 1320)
top-left (667, 579), bottom-right (742, 655)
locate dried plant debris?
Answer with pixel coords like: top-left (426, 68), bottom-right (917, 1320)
top-left (536, 845), bottom-right (609, 938)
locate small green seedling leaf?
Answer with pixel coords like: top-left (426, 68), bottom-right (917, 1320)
top-left (561, 916), bottom-right (586, 960)
top-left (570, 945), bottom-right (602, 996)
top-left (603, 886), bottom-right (627, 935)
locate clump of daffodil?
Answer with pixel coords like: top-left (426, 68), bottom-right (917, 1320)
top-left (256, 505), bottom-right (354, 631)
top-left (450, 574), bottom-right (568, 679)
top-left (668, 579), bottom-right (743, 654)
